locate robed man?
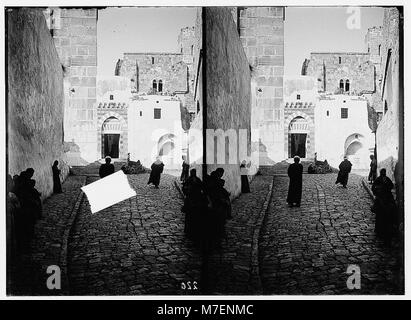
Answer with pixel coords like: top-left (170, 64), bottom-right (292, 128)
top-left (335, 156), bottom-right (352, 188)
top-left (287, 156), bottom-right (303, 207)
top-left (147, 157), bottom-right (164, 188)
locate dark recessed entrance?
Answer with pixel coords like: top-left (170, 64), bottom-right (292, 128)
top-left (290, 133), bottom-right (307, 158)
top-left (103, 134), bottom-right (120, 158)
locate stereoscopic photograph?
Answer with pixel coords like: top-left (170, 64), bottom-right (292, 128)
top-left (5, 5), bottom-right (404, 296)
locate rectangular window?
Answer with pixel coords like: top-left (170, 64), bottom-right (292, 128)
top-left (109, 95), bottom-right (114, 100)
top-left (341, 108), bottom-right (348, 119)
top-left (140, 111), bottom-right (142, 117)
top-left (154, 108), bottom-right (161, 119)
top-left (296, 94), bottom-right (301, 100)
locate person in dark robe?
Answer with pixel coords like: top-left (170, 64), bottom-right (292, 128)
top-left (335, 156), bottom-right (352, 188)
top-left (14, 169), bottom-right (38, 251)
top-left (368, 154), bottom-right (378, 184)
top-left (182, 169), bottom-right (208, 241)
top-left (99, 156), bottom-right (115, 178)
top-left (287, 156), bottom-right (303, 207)
top-left (180, 156), bottom-right (189, 183)
top-left (203, 168), bottom-right (232, 247)
top-left (52, 160), bottom-right (63, 193)
top-left (371, 168), bottom-right (397, 245)
top-left (147, 157), bottom-right (164, 188)
top-left (7, 174), bottom-right (19, 259)
top-left (240, 160), bottom-right (251, 193)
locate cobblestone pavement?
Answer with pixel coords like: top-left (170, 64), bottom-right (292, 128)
top-left (68, 173), bottom-right (203, 295)
top-left (259, 172), bottom-right (403, 295)
top-left (205, 175), bottom-right (273, 294)
top-left (8, 175), bottom-right (86, 295)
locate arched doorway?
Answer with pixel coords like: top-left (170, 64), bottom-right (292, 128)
top-left (288, 116), bottom-right (309, 158)
top-left (102, 117), bottom-right (121, 158)
top-left (158, 133), bottom-right (177, 166)
top-left (344, 133), bottom-right (368, 168)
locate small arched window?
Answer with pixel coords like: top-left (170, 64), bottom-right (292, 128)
top-left (152, 80), bottom-right (157, 93)
top-left (339, 57), bottom-right (342, 64)
top-left (345, 79), bottom-right (350, 92)
top-left (378, 44), bottom-right (381, 56)
top-left (191, 45), bottom-right (194, 55)
top-left (326, 110), bottom-right (330, 117)
top-left (197, 101), bottom-right (200, 113)
top-left (158, 80), bottom-right (163, 93)
top-left (152, 57), bottom-right (155, 64)
top-left (339, 79), bottom-right (344, 92)
top-left (384, 100), bottom-right (388, 113)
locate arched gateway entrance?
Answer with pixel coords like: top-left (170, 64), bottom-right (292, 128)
top-left (288, 116), bottom-right (309, 158)
top-left (102, 117), bottom-right (121, 158)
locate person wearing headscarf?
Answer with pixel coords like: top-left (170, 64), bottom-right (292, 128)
top-left (52, 160), bottom-right (63, 193)
top-left (147, 156), bottom-right (164, 188)
top-left (335, 156), bottom-right (352, 188)
top-left (287, 156), bottom-right (303, 207)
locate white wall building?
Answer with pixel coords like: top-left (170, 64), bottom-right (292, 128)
top-left (96, 77), bottom-right (187, 170)
top-left (128, 95), bottom-right (186, 170)
top-left (315, 94), bottom-right (374, 170)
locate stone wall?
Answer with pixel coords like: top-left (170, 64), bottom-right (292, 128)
top-left (7, 8), bottom-right (68, 199)
top-left (376, 7), bottom-right (402, 203)
top-left (204, 7), bottom-right (252, 199)
top-left (303, 52), bottom-right (375, 95)
top-left (51, 8), bottom-right (98, 163)
top-left (239, 7), bottom-right (285, 163)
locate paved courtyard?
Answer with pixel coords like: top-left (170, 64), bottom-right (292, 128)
top-left (259, 172), bottom-right (403, 295)
top-left (7, 164), bottom-right (403, 296)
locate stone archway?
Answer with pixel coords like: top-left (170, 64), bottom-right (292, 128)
top-left (97, 112), bottom-right (128, 159)
top-left (157, 133), bottom-right (177, 166)
top-left (284, 112), bottom-right (315, 159)
top-left (344, 133), bottom-right (368, 169)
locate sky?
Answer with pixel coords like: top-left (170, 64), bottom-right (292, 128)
top-left (97, 7), bottom-right (384, 77)
top-left (284, 7), bottom-right (384, 76)
top-left (97, 7), bottom-right (197, 76)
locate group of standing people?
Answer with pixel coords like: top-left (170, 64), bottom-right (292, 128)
top-left (7, 162), bottom-right (63, 258)
top-left (286, 154), bottom-right (397, 245)
top-left (181, 168), bottom-right (232, 249)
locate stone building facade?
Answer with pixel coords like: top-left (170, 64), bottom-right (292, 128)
top-left (115, 27), bottom-right (196, 114)
top-left (45, 8), bottom-right (98, 164)
top-left (238, 7), bottom-right (285, 164)
top-left (283, 76), bottom-right (317, 160)
top-left (95, 77), bottom-right (185, 170)
top-left (7, 8), bottom-right (69, 199)
top-left (302, 52), bottom-right (375, 95)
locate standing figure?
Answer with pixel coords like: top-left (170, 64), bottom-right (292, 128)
top-left (372, 168), bottom-right (397, 245)
top-left (147, 156), bottom-right (164, 188)
top-left (368, 154), bottom-right (378, 184)
top-left (240, 160), bottom-right (250, 193)
top-left (52, 160), bottom-right (63, 193)
top-left (335, 156), bottom-right (352, 188)
top-left (180, 156), bottom-right (189, 183)
top-left (287, 156), bottom-right (303, 207)
top-left (99, 156), bottom-right (115, 178)
top-left (182, 169), bottom-right (208, 241)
